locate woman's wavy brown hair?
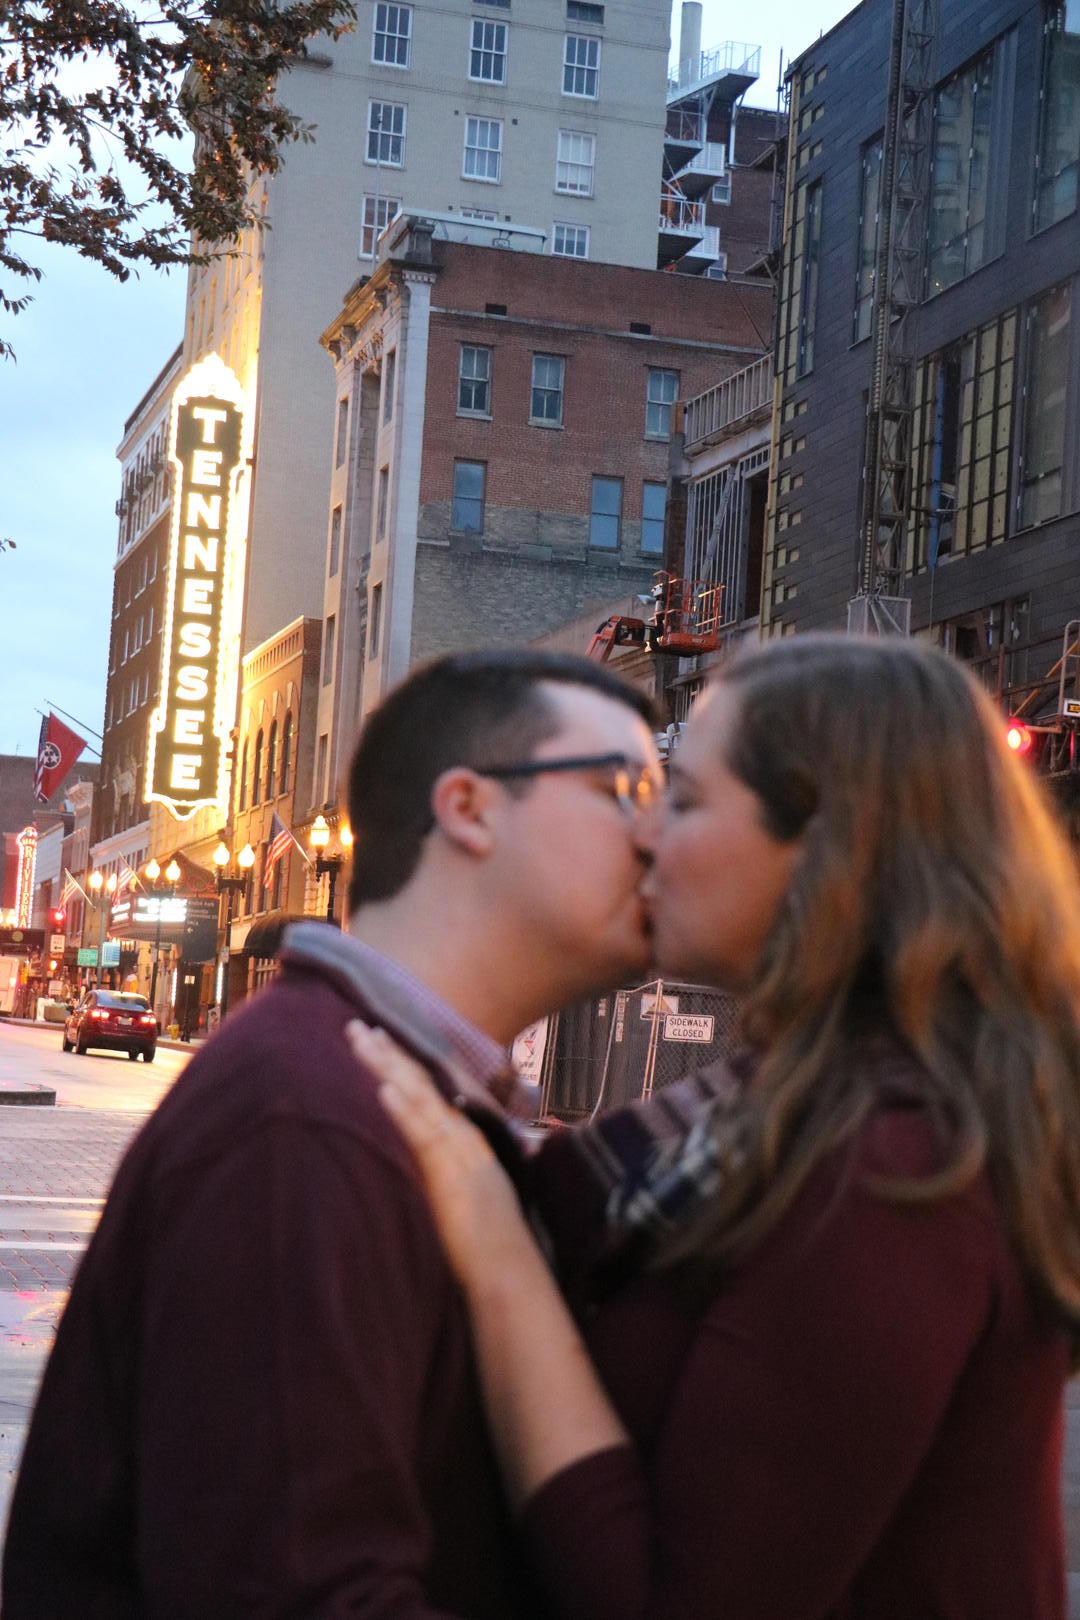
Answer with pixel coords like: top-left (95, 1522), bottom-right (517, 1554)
top-left (664, 634), bottom-right (1080, 1355)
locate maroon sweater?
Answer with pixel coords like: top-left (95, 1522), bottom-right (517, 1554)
top-left (525, 1106), bottom-right (1069, 1619)
top-left (2, 955), bottom-right (545, 1618)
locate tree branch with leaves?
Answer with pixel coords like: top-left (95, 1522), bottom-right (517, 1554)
top-left (0, 0), bottom-right (356, 358)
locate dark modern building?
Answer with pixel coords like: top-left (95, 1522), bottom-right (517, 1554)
top-left (765, 0), bottom-right (1080, 736)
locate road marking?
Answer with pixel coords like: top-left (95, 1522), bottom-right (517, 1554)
top-left (0, 1240), bottom-right (87, 1253)
top-left (0, 1196), bottom-right (104, 1208)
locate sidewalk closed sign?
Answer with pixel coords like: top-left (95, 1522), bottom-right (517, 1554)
top-left (663, 1013), bottom-right (715, 1043)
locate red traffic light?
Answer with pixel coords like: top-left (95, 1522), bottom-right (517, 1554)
top-left (49, 907), bottom-right (65, 929)
top-left (1006, 721), bottom-right (1034, 755)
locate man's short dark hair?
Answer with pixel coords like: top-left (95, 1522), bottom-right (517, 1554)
top-left (346, 650), bottom-right (657, 910)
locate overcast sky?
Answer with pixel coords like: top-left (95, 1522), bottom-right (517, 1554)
top-left (0, 0), bottom-right (855, 765)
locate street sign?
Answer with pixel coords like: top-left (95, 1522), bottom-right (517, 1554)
top-left (101, 942), bottom-right (121, 968)
top-left (1064, 698), bottom-right (1080, 719)
top-left (77, 947), bottom-right (99, 967)
top-left (663, 1013), bottom-right (715, 1043)
top-left (642, 991), bottom-right (680, 1019)
top-left (49, 933), bottom-right (66, 954)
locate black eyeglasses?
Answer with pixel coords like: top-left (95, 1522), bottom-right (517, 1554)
top-left (482, 752), bottom-right (663, 821)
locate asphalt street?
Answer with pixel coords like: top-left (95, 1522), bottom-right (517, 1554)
top-left (0, 1019), bottom-right (188, 1542)
top-left (1, 1018), bottom-right (1079, 1612)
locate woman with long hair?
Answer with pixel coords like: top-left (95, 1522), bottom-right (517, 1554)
top-left (349, 634), bottom-right (1080, 1619)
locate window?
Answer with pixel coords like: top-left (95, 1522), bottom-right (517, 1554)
top-left (329, 505), bottom-right (342, 576)
top-left (797, 180), bottom-right (823, 376)
top-left (470, 18), bottom-right (507, 83)
top-left (148, 548), bottom-right (157, 581)
top-left (910, 310), bottom-right (1016, 566)
top-left (367, 101), bottom-right (406, 166)
top-left (238, 740), bottom-right (248, 811)
top-left (147, 603), bottom-right (154, 638)
top-left (266, 720), bottom-right (277, 800)
top-left (458, 344), bottom-right (492, 414)
top-left (122, 628), bottom-right (129, 663)
top-left (590, 477), bottom-right (622, 548)
top-left (556, 129), bottom-right (595, 195)
top-left (854, 137), bottom-right (883, 342)
top-left (369, 584), bottom-right (383, 660)
top-left (641, 482), bottom-right (667, 554)
top-left (452, 460), bottom-right (486, 533)
top-left (464, 117), bottom-right (503, 182)
top-left (563, 34), bottom-right (600, 97)
top-left (361, 194), bottom-right (401, 256)
top-left (1020, 282), bottom-right (1072, 528)
top-left (1035, 2), bottom-right (1080, 231)
top-left (927, 48), bottom-right (996, 295)
top-left (279, 712), bottom-right (292, 796)
top-left (567, 1), bottom-right (604, 21)
top-left (323, 615), bottom-right (336, 686)
top-left (377, 466), bottom-right (390, 538)
top-left (553, 222), bottom-right (589, 258)
top-left (335, 398), bottom-right (349, 467)
top-left (372, 3), bottom-right (411, 66)
top-left (383, 349), bottom-right (396, 424)
top-left (646, 368), bottom-right (678, 439)
top-left (462, 207), bottom-right (497, 221)
top-left (711, 172), bottom-right (732, 205)
top-left (530, 354), bottom-right (565, 425)
top-left (316, 733), bottom-right (328, 805)
top-left (252, 730), bottom-right (263, 806)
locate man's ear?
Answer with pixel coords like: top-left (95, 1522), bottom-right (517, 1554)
top-left (429, 768), bottom-right (498, 857)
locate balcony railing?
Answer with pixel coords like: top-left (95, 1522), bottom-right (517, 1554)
top-left (665, 108), bottom-right (705, 146)
top-left (684, 354), bottom-right (774, 449)
top-left (675, 142), bottom-right (727, 185)
top-left (668, 42), bottom-right (762, 98)
top-left (659, 198), bottom-right (706, 235)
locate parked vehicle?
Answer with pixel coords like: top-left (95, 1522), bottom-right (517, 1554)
top-left (63, 990), bottom-right (157, 1061)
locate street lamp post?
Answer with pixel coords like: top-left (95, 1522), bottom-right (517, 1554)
top-left (145, 857), bottom-right (181, 1020)
top-left (309, 815), bottom-right (352, 925)
top-left (212, 838), bottom-right (255, 1020)
top-left (88, 870), bottom-right (117, 985)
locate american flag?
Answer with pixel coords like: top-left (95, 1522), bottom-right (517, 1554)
top-left (61, 868), bottom-right (87, 907)
top-left (264, 812), bottom-right (299, 887)
top-left (116, 858), bottom-right (142, 895)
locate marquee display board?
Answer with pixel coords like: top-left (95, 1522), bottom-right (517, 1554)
top-left (146, 355), bottom-right (250, 822)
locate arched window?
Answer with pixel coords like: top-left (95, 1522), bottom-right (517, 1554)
top-left (252, 729), bottom-right (264, 806)
top-left (279, 712), bottom-right (293, 797)
top-left (238, 740), bottom-right (248, 812)
top-left (266, 721), bottom-right (277, 801)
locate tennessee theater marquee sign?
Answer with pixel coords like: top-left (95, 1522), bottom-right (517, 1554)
top-left (147, 356), bottom-right (249, 821)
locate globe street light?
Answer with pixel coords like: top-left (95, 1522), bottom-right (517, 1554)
top-left (309, 814), bottom-right (349, 924)
top-left (146, 857), bottom-right (180, 1016)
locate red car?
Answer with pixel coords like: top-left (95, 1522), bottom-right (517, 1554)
top-left (63, 990), bottom-right (158, 1062)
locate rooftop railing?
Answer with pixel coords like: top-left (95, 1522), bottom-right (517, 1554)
top-left (668, 42), bottom-right (762, 98)
top-left (684, 353), bottom-right (774, 449)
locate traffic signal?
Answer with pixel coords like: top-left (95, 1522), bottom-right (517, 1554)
top-left (1005, 721), bottom-right (1034, 755)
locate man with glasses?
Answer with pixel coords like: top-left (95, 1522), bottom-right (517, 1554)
top-left (5, 651), bottom-right (662, 1619)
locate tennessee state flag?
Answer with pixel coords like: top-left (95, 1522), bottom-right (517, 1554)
top-left (33, 713), bottom-right (88, 804)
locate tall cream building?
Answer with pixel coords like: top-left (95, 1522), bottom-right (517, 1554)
top-left (124, 1), bottom-right (676, 1015)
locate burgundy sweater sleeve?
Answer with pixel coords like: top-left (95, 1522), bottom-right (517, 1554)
top-left (522, 1118), bottom-right (996, 1620)
top-left (136, 1112), bottom-right (467, 1618)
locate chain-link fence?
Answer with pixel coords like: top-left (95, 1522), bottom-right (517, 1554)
top-left (538, 980), bottom-right (741, 1121)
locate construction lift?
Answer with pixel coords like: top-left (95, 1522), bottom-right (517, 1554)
top-left (588, 574), bottom-right (726, 662)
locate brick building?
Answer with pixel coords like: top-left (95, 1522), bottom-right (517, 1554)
top-left (314, 219), bottom-right (773, 807)
top-left (224, 616), bottom-right (323, 1008)
top-left (90, 345), bottom-right (182, 891)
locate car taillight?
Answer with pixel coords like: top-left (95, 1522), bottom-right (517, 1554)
top-left (139, 1014), bottom-right (156, 1026)
top-left (90, 1009), bottom-right (108, 1020)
